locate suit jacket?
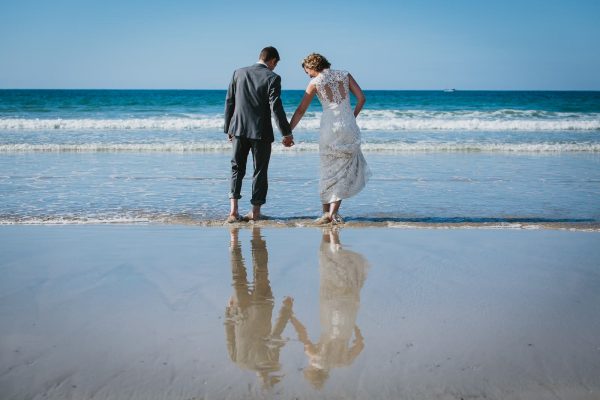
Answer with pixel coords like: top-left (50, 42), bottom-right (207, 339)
top-left (224, 63), bottom-right (292, 142)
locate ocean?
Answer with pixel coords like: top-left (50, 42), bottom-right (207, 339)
top-left (1, 89), bottom-right (599, 228)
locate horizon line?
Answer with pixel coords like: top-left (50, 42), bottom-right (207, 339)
top-left (2, 88), bottom-right (600, 92)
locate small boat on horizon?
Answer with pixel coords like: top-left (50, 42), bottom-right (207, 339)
top-left (443, 88), bottom-right (457, 92)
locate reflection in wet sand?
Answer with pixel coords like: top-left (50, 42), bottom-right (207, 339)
top-left (224, 228), bottom-right (293, 388)
top-left (291, 229), bottom-right (370, 389)
top-left (1, 226), bottom-right (598, 399)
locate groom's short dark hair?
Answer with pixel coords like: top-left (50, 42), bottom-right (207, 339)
top-left (259, 46), bottom-right (280, 62)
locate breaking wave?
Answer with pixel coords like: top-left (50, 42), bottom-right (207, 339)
top-left (1, 141), bottom-right (598, 153)
top-left (1, 109), bottom-right (599, 131)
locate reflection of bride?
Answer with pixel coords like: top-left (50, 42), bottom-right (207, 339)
top-left (291, 229), bottom-right (370, 389)
top-left (224, 228), bottom-right (293, 388)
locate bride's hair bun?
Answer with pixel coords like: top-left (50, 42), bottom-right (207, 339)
top-left (302, 53), bottom-right (331, 72)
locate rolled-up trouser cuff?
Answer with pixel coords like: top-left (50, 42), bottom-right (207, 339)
top-left (250, 199), bottom-right (266, 206)
top-left (229, 193), bottom-right (242, 200)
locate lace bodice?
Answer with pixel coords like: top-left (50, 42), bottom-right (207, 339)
top-left (311, 69), bottom-right (350, 108)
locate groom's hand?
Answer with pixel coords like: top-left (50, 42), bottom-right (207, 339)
top-left (282, 134), bottom-right (294, 147)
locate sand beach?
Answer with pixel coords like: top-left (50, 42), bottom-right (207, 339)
top-left (1, 224), bottom-right (599, 399)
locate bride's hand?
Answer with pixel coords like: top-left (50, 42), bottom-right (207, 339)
top-left (282, 135), bottom-right (294, 147)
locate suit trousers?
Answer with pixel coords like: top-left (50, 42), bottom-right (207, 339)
top-left (230, 136), bottom-right (272, 206)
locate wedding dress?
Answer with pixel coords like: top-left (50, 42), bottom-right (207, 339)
top-left (310, 69), bottom-right (371, 203)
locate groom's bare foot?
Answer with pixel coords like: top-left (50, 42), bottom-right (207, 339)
top-left (227, 198), bottom-right (241, 223)
top-left (243, 212), bottom-right (265, 221)
top-left (243, 206), bottom-right (264, 221)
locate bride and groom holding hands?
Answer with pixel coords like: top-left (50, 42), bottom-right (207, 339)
top-left (224, 46), bottom-right (371, 224)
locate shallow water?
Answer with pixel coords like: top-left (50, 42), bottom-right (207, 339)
top-left (2, 90), bottom-right (599, 228)
top-left (1, 152), bottom-right (599, 228)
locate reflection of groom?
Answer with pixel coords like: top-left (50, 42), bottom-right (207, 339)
top-left (224, 228), bottom-right (293, 388)
top-left (224, 46), bottom-right (294, 223)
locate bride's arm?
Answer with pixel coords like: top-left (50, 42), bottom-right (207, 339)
top-left (290, 84), bottom-right (317, 131)
top-left (348, 74), bottom-right (366, 117)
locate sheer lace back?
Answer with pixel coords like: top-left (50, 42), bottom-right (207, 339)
top-left (311, 68), bottom-right (371, 204)
top-left (312, 69), bottom-right (350, 107)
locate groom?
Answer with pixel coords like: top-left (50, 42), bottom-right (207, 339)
top-left (224, 46), bottom-right (294, 222)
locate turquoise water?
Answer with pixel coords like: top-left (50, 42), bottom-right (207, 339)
top-left (3, 89), bottom-right (600, 116)
top-left (1, 90), bottom-right (599, 226)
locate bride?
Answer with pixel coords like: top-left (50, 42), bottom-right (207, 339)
top-left (290, 53), bottom-right (371, 224)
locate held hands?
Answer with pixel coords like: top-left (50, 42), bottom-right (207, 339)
top-left (282, 134), bottom-right (295, 148)
top-left (229, 133), bottom-right (294, 147)
top-left (282, 296), bottom-right (294, 308)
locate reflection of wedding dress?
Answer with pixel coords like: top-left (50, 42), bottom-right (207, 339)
top-left (311, 69), bottom-right (371, 203)
top-left (290, 230), bottom-right (370, 389)
top-left (315, 238), bottom-right (369, 369)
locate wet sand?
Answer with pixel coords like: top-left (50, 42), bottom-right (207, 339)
top-left (1, 225), bottom-right (599, 399)
top-left (163, 216), bottom-right (600, 231)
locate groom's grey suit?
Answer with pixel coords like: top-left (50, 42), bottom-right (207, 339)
top-left (224, 63), bottom-right (292, 206)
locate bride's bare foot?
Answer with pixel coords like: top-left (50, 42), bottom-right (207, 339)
top-left (226, 213), bottom-right (241, 223)
top-left (330, 213), bottom-right (344, 225)
top-left (314, 213), bottom-right (332, 225)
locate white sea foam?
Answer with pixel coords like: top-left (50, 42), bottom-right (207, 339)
top-left (0, 216), bottom-right (154, 225)
top-left (0, 117), bottom-right (224, 131)
top-left (1, 141), bottom-right (598, 153)
top-left (1, 216), bottom-right (598, 231)
top-left (359, 142), bottom-right (600, 152)
top-left (1, 109), bottom-right (599, 131)
top-left (352, 110), bottom-right (600, 131)
top-left (0, 142), bottom-right (236, 152)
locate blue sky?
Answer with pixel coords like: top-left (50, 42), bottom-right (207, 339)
top-left (1, 0), bottom-right (599, 90)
